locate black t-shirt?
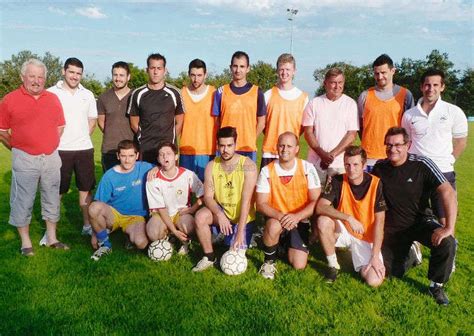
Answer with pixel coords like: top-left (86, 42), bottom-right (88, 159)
top-left (372, 154), bottom-right (446, 233)
top-left (322, 172), bottom-right (387, 213)
top-left (128, 84), bottom-right (184, 151)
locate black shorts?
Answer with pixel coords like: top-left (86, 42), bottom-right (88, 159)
top-left (281, 222), bottom-right (310, 253)
top-left (59, 149), bottom-right (96, 194)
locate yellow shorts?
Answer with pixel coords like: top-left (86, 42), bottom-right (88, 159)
top-left (151, 211), bottom-right (180, 224)
top-left (110, 207), bottom-right (145, 232)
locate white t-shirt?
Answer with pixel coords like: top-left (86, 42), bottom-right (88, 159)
top-left (146, 167), bottom-right (204, 217)
top-left (48, 81), bottom-right (97, 150)
top-left (402, 97), bottom-right (468, 173)
top-left (256, 159), bottom-right (321, 193)
top-left (302, 94), bottom-right (359, 169)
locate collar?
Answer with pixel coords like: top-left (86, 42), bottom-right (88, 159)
top-left (55, 80), bottom-right (85, 91)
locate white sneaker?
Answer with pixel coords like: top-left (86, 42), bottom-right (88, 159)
top-left (411, 241), bottom-right (423, 266)
top-left (192, 256), bottom-right (215, 272)
top-left (259, 261), bottom-right (277, 280)
top-left (39, 232), bottom-right (48, 246)
top-left (178, 242), bottom-right (190, 255)
top-left (91, 246), bottom-right (112, 261)
top-left (82, 225), bottom-right (93, 236)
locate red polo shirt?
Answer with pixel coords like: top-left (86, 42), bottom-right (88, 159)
top-left (0, 86), bottom-right (65, 155)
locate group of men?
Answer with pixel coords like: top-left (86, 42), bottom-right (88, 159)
top-left (0, 51), bottom-right (468, 306)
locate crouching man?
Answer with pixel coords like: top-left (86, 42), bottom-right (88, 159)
top-left (257, 132), bottom-right (321, 279)
top-left (146, 142), bottom-right (204, 255)
top-left (89, 140), bottom-right (154, 260)
top-left (316, 146), bottom-right (386, 287)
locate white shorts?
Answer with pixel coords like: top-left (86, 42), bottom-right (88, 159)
top-left (335, 220), bottom-right (383, 272)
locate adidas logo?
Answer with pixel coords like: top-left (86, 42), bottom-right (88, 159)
top-left (407, 178), bottom-right (413, 183)
top-left (224, 181), bottom-right (233, 189)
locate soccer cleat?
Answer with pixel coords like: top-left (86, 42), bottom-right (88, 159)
top-left (39, 233), bottom-right (48, 246)
top-left (411, 241), bottom-right (423, 266)
top-left (324, 267), bottom-right (339, 283)
top-left (177, 241), bottom-right (190, 255)
top-left (192, 256), bottom-right (216, 272)
top-left (91, 246), bottom-right (112, 261)
top-left (259, 261), bottom-right (277, 280)
top-left (82, 225), bottom-right (93, 236)
top-left (429, 285), bottom-right (449, 305)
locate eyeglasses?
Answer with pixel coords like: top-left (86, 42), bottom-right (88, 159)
top-left (385, 142), bottom-right (407, 150)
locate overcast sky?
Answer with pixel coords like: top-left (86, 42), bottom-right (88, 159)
top-left (1, 0), bottom-right (472, 95)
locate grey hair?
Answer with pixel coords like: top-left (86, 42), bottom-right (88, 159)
top-left (20, 58), bottom-right (48, 78)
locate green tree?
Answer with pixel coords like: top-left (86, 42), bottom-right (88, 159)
top-left (313, 62), bottom-right (372, 100)
top-left (127, 63), bottom-right (148, 89)
top-left (81, 74), bottom-right (105, 97)
top-left (207, 69), bottom-right (231, 88)
top-left (456, 68), bottom-right (474, 117)
top-left (247, 61), bottom-right (277, 91)
top-left (0, 50), bottom-right (62, 98)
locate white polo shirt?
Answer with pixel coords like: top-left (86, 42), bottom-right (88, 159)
top-left (302, 93), bottom-right (359, 169)
top-left (48, 81), bottom-right (97, 151)
top-left (402, 97), bottom-right (468, 173)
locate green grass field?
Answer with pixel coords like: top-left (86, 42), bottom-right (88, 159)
top-left (0, 126), bottom-right (472, 335)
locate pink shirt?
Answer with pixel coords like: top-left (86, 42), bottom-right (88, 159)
top-left (302, 94), bottom-right (359, 169)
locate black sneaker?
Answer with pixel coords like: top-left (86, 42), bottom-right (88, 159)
top-left (428, 285), bottom-right (449, 305)
top-left (325, 267), bottom-right (339, 283)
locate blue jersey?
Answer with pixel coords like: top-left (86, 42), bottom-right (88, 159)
top-left (95, 161), bottom-right (154, 216)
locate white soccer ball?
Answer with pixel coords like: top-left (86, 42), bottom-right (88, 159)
top-left (220, 249), bottom-right (248, 275)
top-left (148, 239), bottom-right (173, 261)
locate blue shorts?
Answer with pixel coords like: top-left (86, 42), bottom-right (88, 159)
top-left (236, 151), bottom-right (257, 163)
top-left (211, 221), bottom-right (255, 248)
top-left (179, 154), bottom-right (214, 182)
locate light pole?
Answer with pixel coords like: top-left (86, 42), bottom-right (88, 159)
top-left (287, 8), bottom-right (298, 55)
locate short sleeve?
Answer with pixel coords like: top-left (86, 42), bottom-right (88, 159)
top-left (256, 166), bottom-right (271, 193)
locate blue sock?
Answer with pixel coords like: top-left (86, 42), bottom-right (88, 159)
top-left (96, 229), bottom-right (112, 248)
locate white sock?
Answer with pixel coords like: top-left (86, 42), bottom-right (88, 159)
top-left (430, 281), bottom-right (443, 287)
top-left (326, 254), bottom-right (340, 269)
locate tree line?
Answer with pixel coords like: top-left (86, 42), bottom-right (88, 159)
top-left (1, 49), bottom-right (472, 116)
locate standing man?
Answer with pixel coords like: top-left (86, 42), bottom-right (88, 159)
top-left (358, 54), bottom-right (414, 170)
top-left (179, 59), bottom-right (217, 181)
top-left (373, 127), bottom-right (457, 305)
top-left (401, 69), bottom-right (468, 223)
top-left (316, 146), bottom-right (386, 287)
top-left (128, 53), bottom-right (184, 165)
top-left (0, 59), bottom-right (69, 255)
top-left (48, 57), bottom-right (98, 237)
top-left (192, 127), bottom-right (257, 272)
top-left (88, 140), bottom-right (153, 261)
top-left (303, 68), bottom-right (359, 185)
top-left (213, 51), bottom-right (266, 162)
top-left (97, 61), bottom-right (134, 172)
top-left (257, 132), bottom-right (321, 279)
top-left (261, 53), bottom-right (308, 167)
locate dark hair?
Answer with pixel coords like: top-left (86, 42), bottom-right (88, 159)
top-left (217, 126), bottom-right (237, 142)
top-left (278, 131), bottom-right (299, 145)
top-left (64, 57), bottom-right (84, 71)
top-left (112, 61), bottom-right (130, 75)
top-left (384, 127), bottom-right (410, 144)
top-left (188, 59), bottom-right (207, 74)
top-left (373, 54), bottom-right (394, 69)
top-left (117, 139), bottom-right (138, 153)
top-left (147, 53), bottom-right (166, 68)
top-left (344, 145), bottom-right (367, 163)
top-left (157, 141), bottom-right (178, 155)
top-left (231, 51), bottom-right (249, 67)
top-left (421, 68), bottom-right (445, 85)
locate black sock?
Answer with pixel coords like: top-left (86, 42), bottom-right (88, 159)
top-left (263, 243), bottom-right (279, 263)
top-left (205, 252), bottom-right (215, 261)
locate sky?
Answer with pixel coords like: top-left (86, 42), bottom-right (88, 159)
top-left (1, 0), bottom-right (473, 95)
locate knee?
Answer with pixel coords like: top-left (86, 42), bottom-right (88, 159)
top-left (365, 273), bottom-right (384, 288)
top-left (195, 210), bottom-right (211, 228)
top-left (438, 235), bottom-right (456, 256)
top-left (134, 235), bottom-right (149, 250)
top-left (88, 202), bottom-right (104, 218)
top-left (317, 216), bottom-right (334, 234)
top-left (264, 219), bottom-right (282, 237)
top-left (291, 260), bottom-right (307, 270)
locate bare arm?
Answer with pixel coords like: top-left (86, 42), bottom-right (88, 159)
top-left (371, 211), bottom-right (385, 256)
top-left (130, 116), bottom-right (140, 134)
top-left (432, 181), bottom-right (457, 246)
top-left (202, 161), bottom-right (221, 216)
top-left (58, 126), bottom-right (65, 138)
top-left (88, 118), bottom-right (96, 135)
top-left (256, 115), bottom-right (266, 137)
top-left (316, 197), bottom-right (364, 234)
top-left (452, 137), bottom-right (467, 160)
top-left (175, 114), bottom-right (184, 138)
top-left (97, 115), bottom-right (105, 132)
top-left (157, 208), bottom-right (188, 242)
top-left (0, 130), bottom-right (11, 150)
top-left (329, 130), bottom-right (357, 157)
top-left (237, 158), bottom-right (258, 228)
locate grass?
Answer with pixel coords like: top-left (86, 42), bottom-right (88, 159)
top-left (0, 126), bottom-right (473, 335)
